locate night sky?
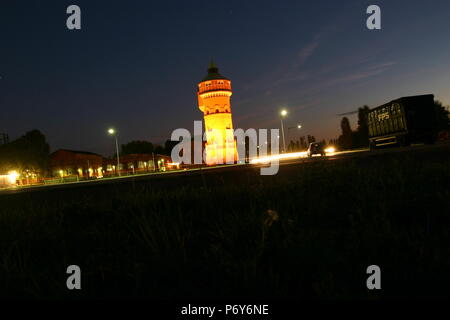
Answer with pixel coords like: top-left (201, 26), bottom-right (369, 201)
top-left (1, 0), bottom-right (449, 156)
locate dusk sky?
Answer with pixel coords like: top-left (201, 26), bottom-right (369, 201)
top-left (1, 0), bottom-right (449, 155)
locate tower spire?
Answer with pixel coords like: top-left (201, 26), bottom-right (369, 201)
top-left (208, 58), bottom-right (218, 74)
top-left (201, 59), bottom-right (228, 81)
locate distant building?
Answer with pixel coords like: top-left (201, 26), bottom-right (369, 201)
top-left (0, 133), bottom-right (9, 145)
top-left (49, 149), bottom-right (177, 179)
top-left (103, 153), bottom-right (174, 176)
top-left (49, 149), bottom-right (103, 178)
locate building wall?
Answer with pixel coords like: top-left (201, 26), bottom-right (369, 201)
top-left (49, 150), bottom-right (103, 178)
top-left (198, 79), bottom-right (238, 165)
top-left (50, 150), bottom-right (175, 178)
top-left (103, 154), bottom-right (174, 176)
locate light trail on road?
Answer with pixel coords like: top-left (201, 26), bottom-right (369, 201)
top-left (249, 148), bottom-right (368, 164)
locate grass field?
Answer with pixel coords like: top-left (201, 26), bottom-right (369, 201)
top-left (1, 147), bottom-right (449, 299)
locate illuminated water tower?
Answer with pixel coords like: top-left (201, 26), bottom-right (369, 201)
top-left (197, 61), bottom-right (238, 165)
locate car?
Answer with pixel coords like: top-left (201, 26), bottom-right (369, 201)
top-left (307, 142), bottom-right (326, 157)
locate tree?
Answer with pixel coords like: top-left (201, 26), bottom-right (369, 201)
top-left (328, 138), bottom-right (338, 146)
top-left (153, 145), bottom-right (165, 155)
top-left (434, 100), bottom-right (450, 131)
top-left (307, 135), bottom-right (316, 144)
top-left (164, 139), bottom-right (178, 156)
top-left (0, 130), bottom-right (50, 175)
top-left (120, 139), bottom-right (180, 156)
top-left (338, 117), bottom-right (353, 150)
top-left (121, 140), bottom-right (154, 155)
top-left (355, 105), bottom-right (370, 147)
top-left (288, 140), bottom-right (296, 152)
top-left (300, 136), bottom-right (307, 149)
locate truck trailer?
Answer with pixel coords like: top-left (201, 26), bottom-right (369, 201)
top-left (367, 94), bottom-right (437, 149)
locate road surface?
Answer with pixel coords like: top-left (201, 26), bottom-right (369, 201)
top-left (1, 142), bottom-right (449, 195)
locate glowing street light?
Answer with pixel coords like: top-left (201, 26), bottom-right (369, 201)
top-left (288, 124), bottom-right (302, 131)
top-left (279, 109), bottom-right (288, 153)
top-left (287, 124), bottom-right (303, 151)
top-left (108, 128), bottom-right (121, 177)
top-left (7, 170), bottom-right (18, 184)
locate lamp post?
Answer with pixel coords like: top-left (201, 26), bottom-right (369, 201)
top-left (108, 128), bottom-right (121, 177)
top-left (279, 109), bottom-right (288, 153)
top-left (287, 124), bottom-right (302, 151)
top-left (287, 124), bottom-right (302, 134)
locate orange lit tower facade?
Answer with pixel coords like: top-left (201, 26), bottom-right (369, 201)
top-left (197, 61), bottom-right (238, 165)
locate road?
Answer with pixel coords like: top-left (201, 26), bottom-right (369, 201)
top-left (1, 142), bottom-right (449, 195)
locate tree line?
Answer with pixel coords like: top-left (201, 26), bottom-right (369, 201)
top-left (119, 140), bottom-right (176, 157)
top-left (334, 101), bottom-right (449, 150)
top-left (0, 130), bottom-right (50, 176)
top-left (0, 131), bottom-right (176, 177)
top-left (283, 100), bottom-right (449, 152)
top-left (1, 101), bottom-right (448, 175)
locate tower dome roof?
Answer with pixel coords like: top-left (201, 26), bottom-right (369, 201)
top-left (201, 59), bottom-right (229, 82)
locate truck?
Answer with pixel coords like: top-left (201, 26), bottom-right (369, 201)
top-left (367, 94), bottom-right (437, 149)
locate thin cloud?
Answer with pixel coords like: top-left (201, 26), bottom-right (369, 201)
top-left (329, 61), bottom-right (396, 85)
top-left (272, 34), bottom-right (322, 87)
top-left (294, 38), bottom-right (321, 69)
top-left (239, 33), bottom-right (325, 93)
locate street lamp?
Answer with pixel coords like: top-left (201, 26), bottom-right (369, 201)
top-left (108, 128), bottom-right (121, 177)
top-left (288, 124), bottom-right (302, 152)
top-left (279, 109), bottom-right (288, 153)
top-left (288, 124), bottom-right (302, 131)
